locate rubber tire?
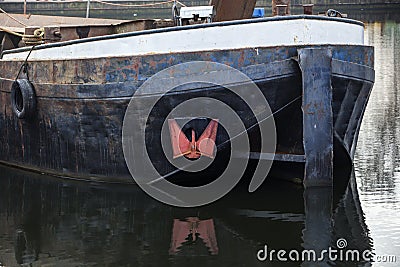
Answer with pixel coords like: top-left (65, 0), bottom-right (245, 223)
top-left (11, 79), bottom-right (37, 119)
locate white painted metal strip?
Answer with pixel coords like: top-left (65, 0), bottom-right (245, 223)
top-left (2, 18), bottom-right (364, 60)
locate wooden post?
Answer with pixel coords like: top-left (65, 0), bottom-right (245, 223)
top-left (86, 0), bottom-right (91, 18)
top-left (272, 0), bottom-right (291, 16)
top-left (303, 4), bottom-right (314, 15)
top-left (298, 48), bottom-right (334, 188)
top-left (210, 0), bottom-right (257, 22)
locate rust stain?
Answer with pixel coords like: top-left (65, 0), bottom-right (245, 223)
top-left (52, 62), bottom-right (58, 84)
top-left (149, 59), bottom-right (157, 69)
top-left (238, 50), bottom-right (245, 67)
top-left (315, 102), bottom-right (327, 120)
top-left (303, 103), bottom-right (315, 115)
top-left (74, 61), bottom-right (79, 83)
top-left (18, 120), bottom-right (24, 159)
top-left (132, 59), bottom-right (140, 81)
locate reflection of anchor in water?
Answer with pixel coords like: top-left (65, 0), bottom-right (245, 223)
top-left (169, 217), bottom-right (219, 255)
top-left (168, 119), bottom-right (219, 159)
top-left (14, 228), bottom-right (39, 265)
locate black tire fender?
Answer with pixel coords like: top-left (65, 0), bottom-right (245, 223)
top-left (11, 79), bottom-right (37, 119)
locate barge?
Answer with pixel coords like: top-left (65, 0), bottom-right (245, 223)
top-left (0, 2), bottom-right (374, 195)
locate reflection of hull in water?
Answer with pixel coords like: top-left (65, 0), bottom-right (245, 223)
top-left (0, 16), bottom-right (374, 184)
top-left (215, 171), bottom-right (372, 264)
top-left (0, 166), bottom-right (371, 266)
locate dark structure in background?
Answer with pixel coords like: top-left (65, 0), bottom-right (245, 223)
top-left (0, 0), bottom-right (398, 20)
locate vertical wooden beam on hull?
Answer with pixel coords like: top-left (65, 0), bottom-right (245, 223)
top-left (298, 48), bottom-right (333, 188)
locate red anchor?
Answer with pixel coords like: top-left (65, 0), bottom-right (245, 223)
top-left (168, 119), bottom-right (219, 159)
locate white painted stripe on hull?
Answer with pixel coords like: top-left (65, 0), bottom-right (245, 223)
top-left (3, 18), bottom-right (364, 60)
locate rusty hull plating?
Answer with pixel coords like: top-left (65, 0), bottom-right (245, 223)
top-left (0, 19), bottom-right (374, 186)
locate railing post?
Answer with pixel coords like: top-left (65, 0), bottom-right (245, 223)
top-left (303, 4), bottom-right (314, 15)
top-left (86, 0), bottom-right (91, 18)
top-left (272, 0), bottom-right (291, 16)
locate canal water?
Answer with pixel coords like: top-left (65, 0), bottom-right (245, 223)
top-left (0, 13), bottom-right (399, 267)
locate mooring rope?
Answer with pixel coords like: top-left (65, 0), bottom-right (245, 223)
top-left (15, 45), bottom-right (36, 81)
top-left (22, 28), bottom-right (45, 46)
top-left (0, 26), bottom-right (24, 37)
top-left (0, 26), bottom-right (44, 46)
top-left (0, 0), bottom-right (187, 45)
top-left (0, 7), bottom-right (28, 27)
top-left (0, 7), bottom-right (44, 45)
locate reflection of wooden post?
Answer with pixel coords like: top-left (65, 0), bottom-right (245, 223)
top-left (302, 187), bottom-right (333, 266)
top-left (272, 0), bottom-right (291, 16)
top-left (24, 0), bottom-right (27, 15)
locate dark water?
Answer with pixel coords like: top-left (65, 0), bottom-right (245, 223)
top-left (0, 167), bottom-right (373, 267)
top-left (0, 16), bottom-right (400, 267)
top-left (353, 20), bottom-right (400, 263)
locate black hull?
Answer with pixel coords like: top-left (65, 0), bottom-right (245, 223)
top-left (0, 44), bottom-right (374, 184)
